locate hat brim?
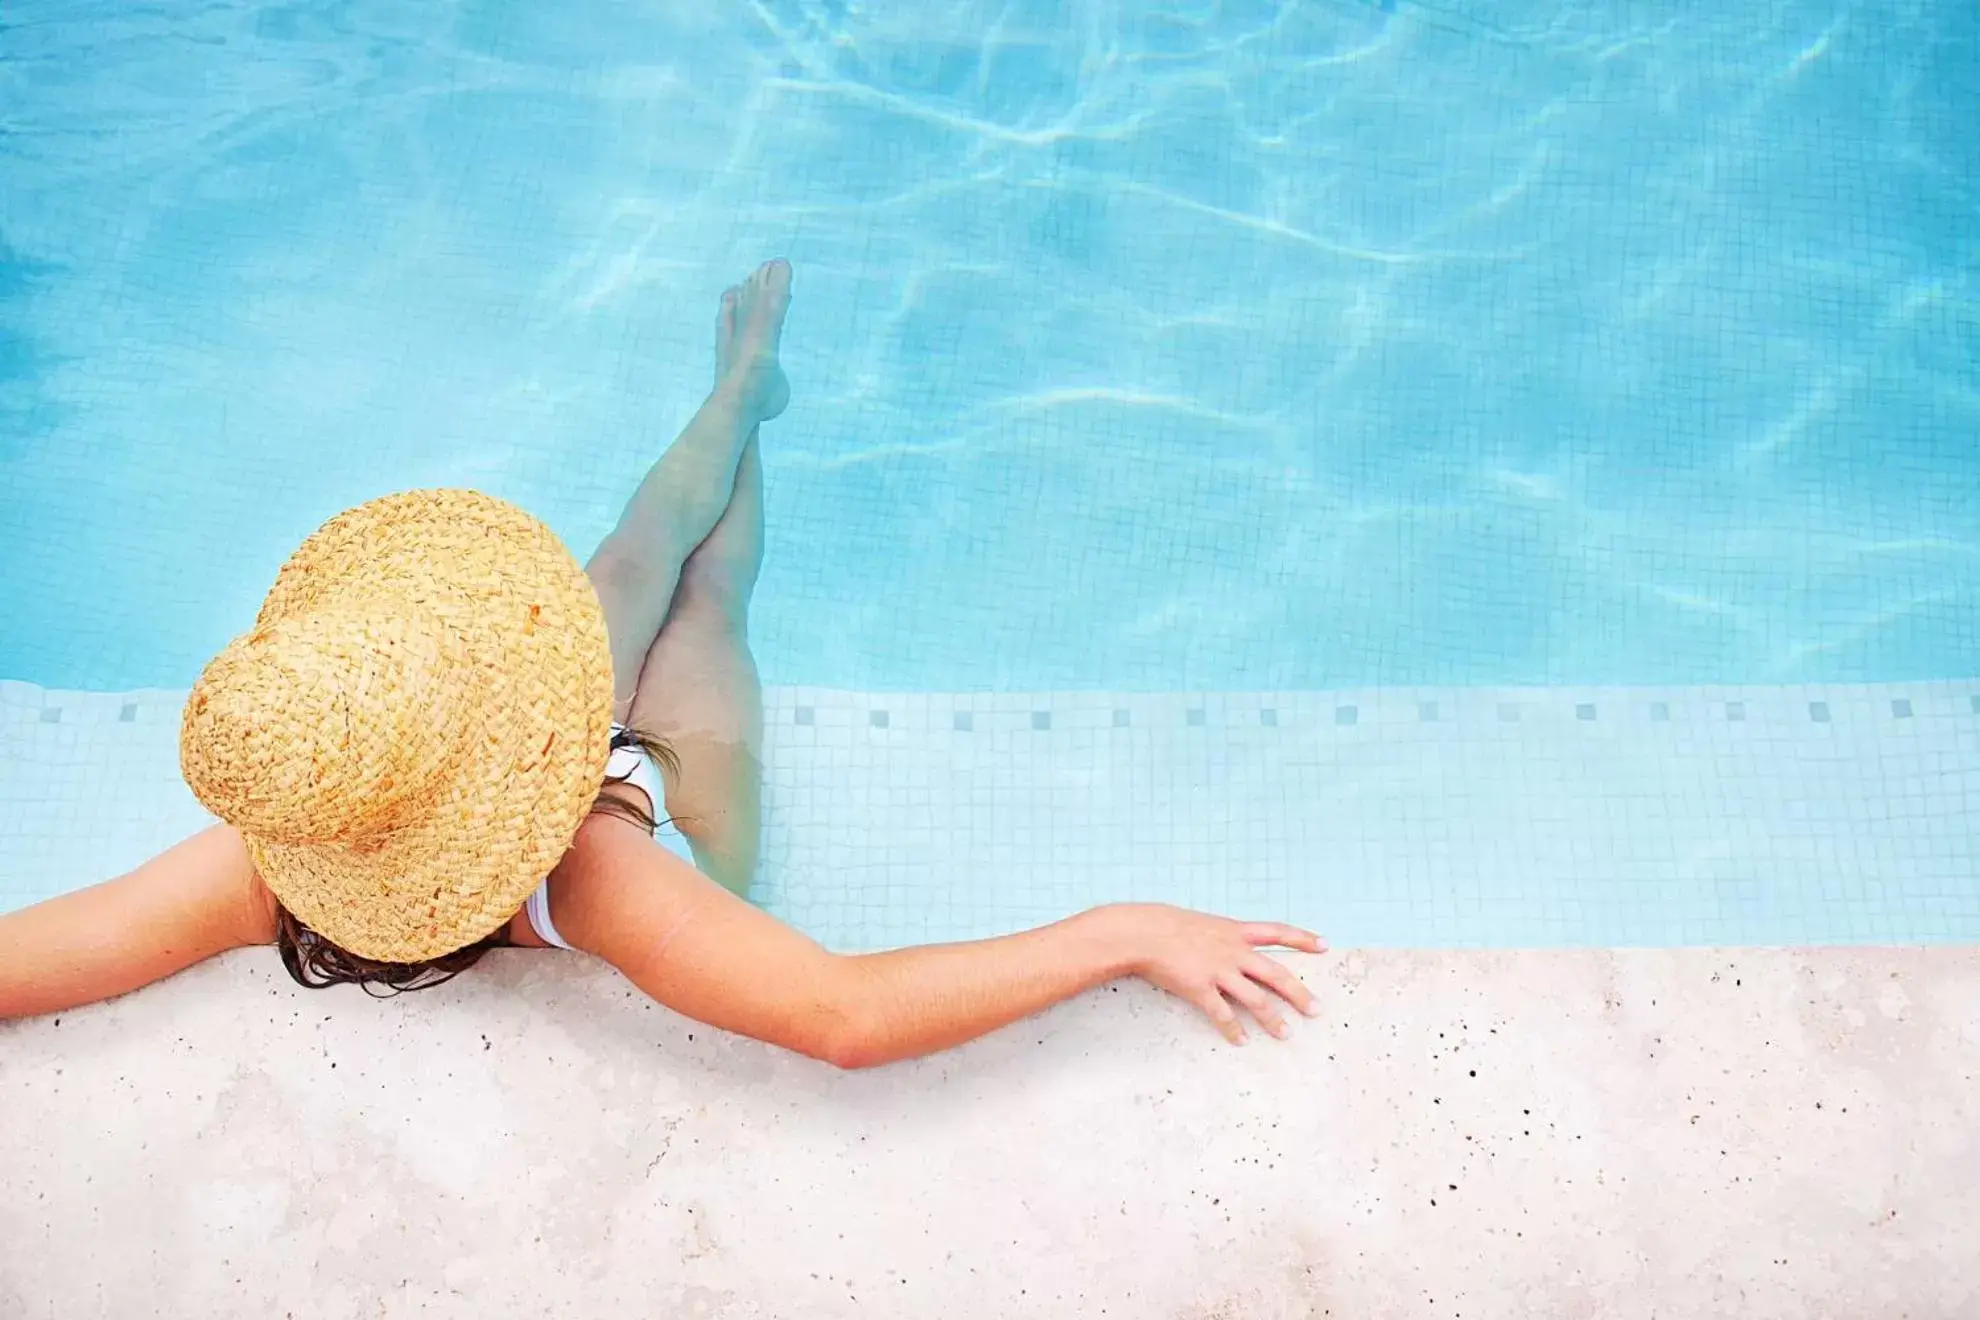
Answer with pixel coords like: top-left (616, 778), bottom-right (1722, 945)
top-left (241, 490), bottom-right (614, 963)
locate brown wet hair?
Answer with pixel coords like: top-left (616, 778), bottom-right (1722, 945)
top-left (273, 726), bottom-right (678, 995)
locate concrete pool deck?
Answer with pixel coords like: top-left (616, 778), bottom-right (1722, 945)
top-left (4, 946), bottom-right (1975, 1317)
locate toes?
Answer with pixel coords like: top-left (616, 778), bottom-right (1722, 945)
top-left (756, 258), bottom-right (791, 305)
top-left (753, 256), bottom-right (790, 290)
top-left (742, 259), bottom-right (792, 343)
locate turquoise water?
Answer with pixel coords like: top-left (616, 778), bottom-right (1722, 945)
top-left (2, 1), bottom-right (1979, 949)
top-left (3, 0), bottom-right (1975, 695)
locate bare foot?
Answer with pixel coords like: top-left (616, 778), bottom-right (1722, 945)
top-left (715, 258), bottom-right (791, 423)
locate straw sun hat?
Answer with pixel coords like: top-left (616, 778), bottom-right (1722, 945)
top-left (179, 490), bottom-right (615, 963)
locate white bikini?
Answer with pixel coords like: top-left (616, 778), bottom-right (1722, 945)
top-left (523, 726), bottom-right (697, 951)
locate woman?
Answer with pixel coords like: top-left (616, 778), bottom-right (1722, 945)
top-left (0, 260), bottom-right (1325, 1064)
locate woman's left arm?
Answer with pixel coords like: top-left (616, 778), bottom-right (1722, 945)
top-left (549, 815), bottom-right (1321, 1069)
top-left (0, 825), bottom-right (274, 1020)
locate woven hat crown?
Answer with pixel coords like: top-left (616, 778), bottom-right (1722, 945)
top-left (176, 489), bottom-right (615, 963)
top-left (181, 604), bottom-right (476, 846)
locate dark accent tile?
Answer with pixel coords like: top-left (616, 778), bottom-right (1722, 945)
top-left (1726, 701), bottom-right (1745, 722)
top-left (1649, 702), bottom-right (1671, 722)
top-left (1113, 708), bottom-right (1131, 728)
top-left (794, 706), bottom-right (814, 726)
top-left (1259, 708), bottom-right (1278, 727)
top-left (1031, 711), bottom-right (1051, 731)
top-left (1418, 701), bottom-right (1439, 722)
top-left (1809, 701), bottom-right (1831, 723)
top-left (953, 712), bottom-right (973, 732)
top-left (1891, 698), bottom-right (1913, 719)
top-left (39, 707), bottom-right (60, 724)
top-left (1971, 695), bottom-right (1980, 715)
top-left (119, 703), bottom-right (138, 723)
top-left (1187, 708), bottom-right (1206, 727)
top-left (1335, 705), bottom-right (1358, 727)
top-left (1575, 703), bottom-right (1597, 722)
top-left (869, 709), bottom-right (889, 729)
top-left (1497, 702), bottom-right (1520, 723)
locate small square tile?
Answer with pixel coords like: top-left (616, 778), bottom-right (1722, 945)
top-left (1187, 708), bottom-right (1206, 727)
top-left (1809, 701), bottom-right (1831, 723)
top-left (1649, 702), bottom-right (1670, 722)
top-left (1113, 708), bottom-right (1131, 728)
top-left (1335, 705), bottom-right (1358, 726)
top-left (1575, 703), bottom-right (1597, 721)
top-left (1497, 702), bottom-right (1520, 723)
top-left (1031, 711), bottom-right (1051, 731)
top-left (953, 712), bottom-right (973, 732)
top-left (1725, 702), bottom-right (1745, 722)
top-left (1891, 698), bottom-right (1913, 719)
top-left (119, 703), bottom-right (138, 723)
top-left (1418, 701), bottom-right (1439, 722)
top-left (1259, 708), bottom-right (1277, 727)
top-left (39, 707), bottom-right (60, 724)
top-left (794, 706), bottom-right (814, 726)
top-left (869, 709), bottom-right (889, 729)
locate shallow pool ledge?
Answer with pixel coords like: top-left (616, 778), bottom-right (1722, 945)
top-left (3, 947), bottom-right (1974, 1316)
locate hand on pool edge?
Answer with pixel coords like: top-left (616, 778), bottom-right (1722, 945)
top-left (1097, 902), bottom-right (1327, 1045)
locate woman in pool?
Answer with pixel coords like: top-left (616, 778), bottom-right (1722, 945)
top-left (0, 260), bottom-right (1324, 1063)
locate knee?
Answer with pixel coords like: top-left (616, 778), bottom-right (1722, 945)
top-left (675, 546), bottom-right (760, 625)
top-left (588, 542), bottom-right (673, 607)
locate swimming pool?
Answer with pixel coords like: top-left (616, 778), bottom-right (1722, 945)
top-left (3, 0), bottom-right (1977, 946)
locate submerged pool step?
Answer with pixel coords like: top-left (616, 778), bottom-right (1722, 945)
top-left (4, 680), bottom-right (1978, 949)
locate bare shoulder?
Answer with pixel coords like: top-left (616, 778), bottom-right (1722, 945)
top-left (545, 813), bottom-right (723, 961)
top-left (548, 812), bottom-right (694, 903)
top-left (240, 869), bottom-right (279, 945)
top-left (158, 825), bottom-right (278, 947)
top-left (534, 809), bottom-right (843, 1059)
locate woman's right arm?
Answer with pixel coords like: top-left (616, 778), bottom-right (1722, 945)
top-left (553, 815), bottom-right (1326, 1069)
top-left (0, 825), bottom-right (274, 1021)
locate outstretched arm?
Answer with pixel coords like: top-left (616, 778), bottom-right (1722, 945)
top-left (0, 825), bottom-right (273, 1020)
top-left (550, 815), bottom-right (1326, 1069)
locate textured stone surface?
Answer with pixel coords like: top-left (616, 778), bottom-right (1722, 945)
top-left (2, 947), bottom-right (1976, 1317)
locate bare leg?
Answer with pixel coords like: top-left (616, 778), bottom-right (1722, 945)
top-left (587, 259), bottom-right (790, 717)
top-left (587, 262), bottom-right (785, 896)
top-left (629, 432), bottom-right (765, 895)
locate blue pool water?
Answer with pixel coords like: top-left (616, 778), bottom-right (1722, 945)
top-left (2, 1), bottom-right (1977, 947)
top-left (4, 0), bottom-right (1975, 694)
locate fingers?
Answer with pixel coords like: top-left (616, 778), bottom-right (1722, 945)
top-left (1244, 953), bottom-right (1319, 1018)
top-left (1146, 911), bottom-right (1328, 1046)
top-left (1241, 922), bottom-right (1326, 954)
top-left (1193, 952), bottom-right (1321, 1047)
top-left (1192, 985), bottom-right (1247, 1046)
top-left (1218, 971), bottom-right (1289, 1041)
